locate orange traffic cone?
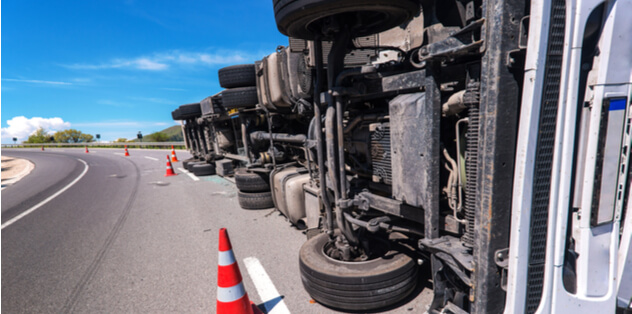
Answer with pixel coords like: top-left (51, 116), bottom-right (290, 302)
top-left (85, 146), bottom-right (89, 153)
top-left (41, 146), bottom-right (45, 151)
top-left (165, 155), bottom-right (177, 177)
top-left (217, 228), bottom-right (262, 314)
top-left (124, 145), bottom-right (130, 157)
top-left (171, 145), bottom-right (179, 162)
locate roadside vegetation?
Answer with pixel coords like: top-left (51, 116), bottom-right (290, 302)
top-left (12, 126), bottom-right (185, 149)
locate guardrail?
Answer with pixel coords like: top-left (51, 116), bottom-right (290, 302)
top-left (2, 142), bottom-right (186, 149)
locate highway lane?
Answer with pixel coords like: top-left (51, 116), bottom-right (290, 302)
top-left (2, 149), bottom-right (146, 313)
top-left (2, 148), bottom-right (431, 313)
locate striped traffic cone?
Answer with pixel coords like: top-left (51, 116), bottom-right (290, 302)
top-left (124, 145), bottom-right (130, 157)
top-left (164, 155), bottom-right (177, 177)
top-left (171, 145), bottom-right (179, 162)
top-left (217, 228), bottom-right (262, 314)
top-left (85, 146), bottom-right (89, 153)
top-left (41, 146), bottom-right (45, 151)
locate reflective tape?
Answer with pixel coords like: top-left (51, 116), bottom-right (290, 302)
top-left (218, 250), bottom-right (236, 266)
top-left (217, 282), bottom-right (247, 302)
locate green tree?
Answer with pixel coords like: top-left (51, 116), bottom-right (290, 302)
top-left (115, 138), bottom-right (128, 142)
top-left (53, 129), bottom-right (94, 143)
top-left (24, 128), bottom-right (54, 143)
top-left (148, 132), bottom-right (169, 142)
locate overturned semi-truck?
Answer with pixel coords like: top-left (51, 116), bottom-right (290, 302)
top-left (171, 0), bottom-right (632, 312)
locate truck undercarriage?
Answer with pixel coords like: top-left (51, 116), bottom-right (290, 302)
top-left (172, 0), bottom-right (632, 312)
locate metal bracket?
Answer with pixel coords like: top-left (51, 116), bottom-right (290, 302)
top-left (418, 18), bottom-right (485, 61)
top-left (494, 248), bottom-right (510, 291)
top-left (419, 236), bottom-right (474, 273)
top-left (494, 248), bottom-right (510, 268)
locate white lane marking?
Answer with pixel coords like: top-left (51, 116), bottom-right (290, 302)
top-left (144, 156), bottom-right (159, 161)
top-left (178, 167), bottom-right (199, 181)
top-left (1, 159), bottom-right (90, 230)
top-left (244, 257), bottom-right (291, 314)
top-left (113, 152), bottom-right (125, 156)
top-left (1, 160), bottom-right (35, 191)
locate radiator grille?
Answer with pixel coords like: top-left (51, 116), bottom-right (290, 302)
top-left (525, 0), bottom-right (566, 312)
top-left (370, 123), bottom-right (392, 184)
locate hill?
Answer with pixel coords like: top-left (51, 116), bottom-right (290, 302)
top-left (131, 125), bottom-right (183, 142)
top-left (159, 125), bottom-right (184, 141)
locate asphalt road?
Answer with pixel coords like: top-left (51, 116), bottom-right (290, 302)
top-left (1, 148), bottom-right (431, 313)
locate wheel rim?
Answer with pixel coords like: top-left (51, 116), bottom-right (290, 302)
top-left (322, 233), bottom-right (392, 263)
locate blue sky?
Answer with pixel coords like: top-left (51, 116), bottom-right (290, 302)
top-left (1, 0), bottom-right (287, 143)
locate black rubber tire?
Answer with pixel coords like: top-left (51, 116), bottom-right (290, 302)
top-left (218, 64), bottom-right (257, 88)
top-left (191, 163), bottom-right (216, 176)
top-left (235, 170), bottom-right (270, 192)
top-left (171, 108), bottom-right (183, 120)
top-left (221, 87), bottom-right (259, 109)
top-left (299, 232), bottom-right (418, 311)
top-left (237, 191), bottom-right (274, 209)
top-left (187, 161), bottom-right (205, 172)
top-left (179, 103), bottom-right (202, 119)
top-left (273, 0), bottom-right (419, 40)
top-left (182, 158), bottom-right (197, 169)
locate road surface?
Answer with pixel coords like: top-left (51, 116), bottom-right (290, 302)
top-left (1, 148), bottom-right (431, 313)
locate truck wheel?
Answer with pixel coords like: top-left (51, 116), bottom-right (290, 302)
top-left (187, 161), bottom-right (203, 171)
top-left (191, 163), bottom-right (216, 176)
top-left (222, 87), bottom-right (259, 109)
top-left (299, 232), bottom-right (418, 311)
top-left (273, 0), bottom-right (419, 40)
top-left (179, 103), bottom-right (202, 119)
top-left (218, 64), bottom-right (256, 88)
top-left (235, 170), bottom-right (270, 192)
top-left (171, 108), bottom-right (183, 120)
top-left (182, 158), bottom-right (197, 169)
top-left (237, 191), bottom-right (274, 209)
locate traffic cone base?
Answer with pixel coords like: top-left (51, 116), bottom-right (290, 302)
top-left (165, 155), bottom-right (177, 176)
top-left (217, 228), bottom-right (262, 314)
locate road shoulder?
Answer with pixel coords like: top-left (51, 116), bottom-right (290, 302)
top-left (2, 155), bottom-right (35, 189)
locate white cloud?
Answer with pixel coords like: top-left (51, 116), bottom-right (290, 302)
top-left (63, 49), bottom-right (256, 71)
top-left (161, 87), bottom-right (186, 92)
top-left (97, 99), bottom-right (133, 107)
top-left (1, 117), bottom-right (71, 140)
top-left (2, 78), bottom-right (72, 85)
top-left (130, 97), bottom-right (174, 105)
top-left (134, 58), bottom-right (168, 70)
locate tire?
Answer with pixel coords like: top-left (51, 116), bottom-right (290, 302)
top-left (179, 103), bottom-right (202, 119)
top-left (222, 87), bottom-right (259, 109)
top-left (273, 0), bottom-right (419, 40)
top-left (237, 191), bottom-right (274, 209)
top-left (235, 170), bottom-right (270, 192)
top-left (172, 108), bottom-right (183, 120)
top-left (191, 163), bottom-right (216, 176)
top-left (187, 161), bottom-right (205, 172)
top-left (299, 232), bottom-right (418, 311)
top-left (182, 158), bottom-right (197, 169)
top-left (218, 64), bottom-right (257, 88)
